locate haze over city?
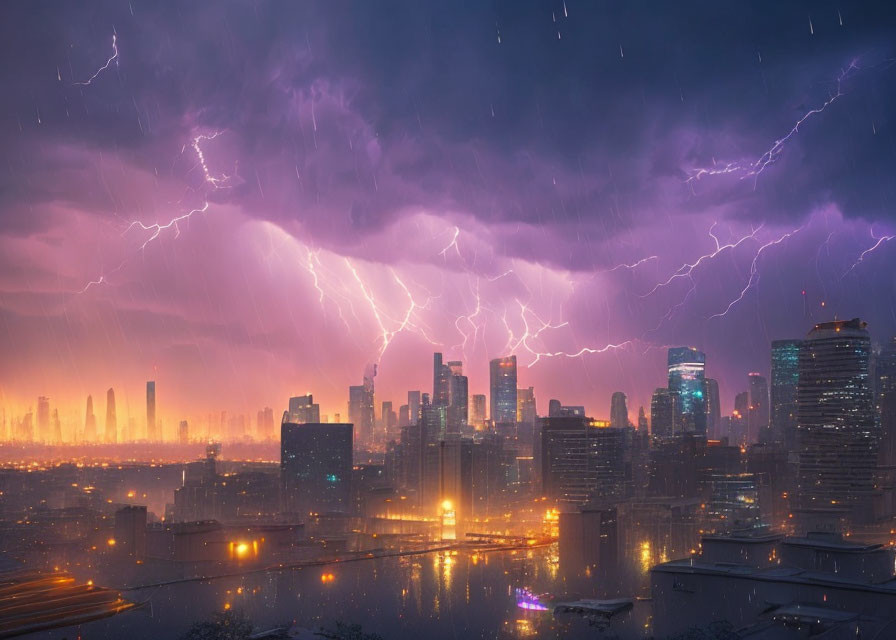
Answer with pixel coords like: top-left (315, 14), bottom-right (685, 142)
top-left (2, 2), bottom-right (896, 427)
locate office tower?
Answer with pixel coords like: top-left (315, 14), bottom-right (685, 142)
top-left (348, 365), bottom-right (376, 447)
top-left (287, 395), bottom-right (321, 424)
top-left (105, 387), bottom-right (117, 443)
top-left (178, 420), bottom-right (189, 444)
top-left (37, 396), bottom-right (50, 442)
top-left (433, 353), bottom-right (451, 406)
top-left (771, 339), bottom-right (802, 448)
top-left (549, 399), bottom-right (562, 417)
top-left (704, 378), bottom-right (721, 439)
top-left (382, 400), bottom-right (397, 439)
top-left (398, 404), bottom-right (410, 428)
top-left (667, 347), bottom-right (707, 434)
top-left (489, 356), bottom-right (517, 424)
top-left (874, 337), bottom-right (896, 416)
top-left (281, 421), bottom-right (353, 515)
top-left (470, 394), bottom-right (487, 429)
top-left (51, 409), bottom-right (61, 443)
top-left (610, 392), bottom-right (629, 429)
top-left (517, 387), bottom-right (537, 425)
top-left (84, 395), bottom-right (96, 441)
top-left (650, 388), bottom-right (678, 438)
top-left (637, 406), bottom-right (649, 433)
top-left (421, 392), bottom-right (447, 441)
top-left (448, 373), bottom-right (469, 434)
top-left (541, 416), bottom-right (627, 504)
top-left (146, 381), bottom-right (156, 441)
top-left (408, 390), bottom-right (421, 425)
top-left (731, 391), bottom-right (749, 445)
top-left (256, 407), bottom-right (275, 439)
top-left (549, 399), bottom-right (586, 418)
top-left (747, 373), bottom-right (769, 444)
top-left (797, 318), bottom-right (876, 529)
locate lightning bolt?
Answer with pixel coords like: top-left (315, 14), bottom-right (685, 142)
top-left (708, 224), bottom-right (806, 319)
top-left (73, 32), bottom-right (119, 86)
top-left (686, 60), bottom-right (859, 188)
top-left (438, 226), bottom-right (462, 259)
top-left (842, 228), bottom-right (895, 278)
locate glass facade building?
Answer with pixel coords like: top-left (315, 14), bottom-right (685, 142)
top-left (667, 347), bottom-right (707, 435)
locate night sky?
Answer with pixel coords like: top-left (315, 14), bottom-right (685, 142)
top-left (1, 1), bottom-right (895, 424)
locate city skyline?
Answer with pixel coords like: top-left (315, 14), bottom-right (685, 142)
top-left (2, 3), bottom-right (896, 424)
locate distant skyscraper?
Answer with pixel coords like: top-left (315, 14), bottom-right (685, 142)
top-left (146, 381), bottom-right (156, 441)
top-left (797, 318), bottom-right (876, 529)
top-left (771, 339), bottom-right (802, 448)
top-left (408, 390), bottom-right (421, 425)
top-left (448, 372), bottom-right (469, 433)
top-left (84, 395), bottom-right (96, 442)
top-left (874, 337), bottom-right (896, 417)
top-left (37, 396), bottom-right (50, 442)
top-left (610, 392), bottom-right (629, 429)
top-left (731, 391), bottom-right (749, 445)
top-left (51, 409), bottom-right (61, 443)
top-left (667, 347), bottom-right (707, 435)
top-left (178, 420), bottom-right (189, 444)
top-left (517, 387), bottom-right (537, 425)
top-left (349, 365), bottom-right (376, 447)
top-left (256, 407), bottom-right (275, 439)
top-left (287, 395), bottom-right (321, 424)
top-left (470, 394), bottom-right (487, 429)
top-left (747, 373), bottom-right (769, 443)
top-left (281, 421), bottom-right (353, 515)
top-left (105, 388), bottom-right (117, 443)
top-left (433, 353), bottom-right (451, 407)
top-left (489, 356), bottom-right (517, 424)
top-left (704, 378), bottom-right (721, 439)
top-left (650, 388), bottom-right (678, 438)
top-left (637, 406), bottom-right (649, 434)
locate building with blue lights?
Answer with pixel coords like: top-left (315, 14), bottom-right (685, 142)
top-left (667, 347), bottom-right (707, 435)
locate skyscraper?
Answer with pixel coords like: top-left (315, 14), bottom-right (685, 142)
top-left (432, 353), bottom-right (451, 407)
top-left (470, 394), bottom-right (487, 429)
top-left (84, 395), bottom-right (96, 442)
top-left (178, 420), bottom-right (189, 444)
top-left (105, 387), bottom-right (117, 443)
top-left (281, 421), bottom-right (353, 515)
top-left (610, 392), bottom-right (629, 429)
top-left (771, 339), bottom-right (802, 448)
top-left (796, 318), bottom-right (877, 529)
top-left (348, 365), bottom-right (376, 447)
top-left (408, 390), bottom-right (421, 426)
top-left (637, 406), bottom-right (649, 434)
top-left (37, 396), bottom-right (50, 442)
top-left (146, 381), bottom-right (156, 441)
top-left (448, 372), bottom-right (469, 433)
top-left (704, 378), bottom-right (721, 439)
top-left (287, 395), bottom-right (321, 423)
top-left (667, 347), bottom-right (707, 434)
top-left (747, 373), bottom-right (769, 444)
top-left (489, 355), bottom-right (517, 424)
top-left (650, 388), bottom-right (679, 438)
top-left (731, 391), bottom-right (749, 445)
top-left (517, 386), bottom-right (537, 425)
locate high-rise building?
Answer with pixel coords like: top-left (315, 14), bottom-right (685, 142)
top-left (84, 395), bottom-right (96, 442)
top-left (470, 394), bottom-right (487, 429)
top-left (874, 338), bottom-right (896, 417)
top-left (771, 339), bottom-right (802, 448)
top-left (637, 406), bottom-right (649, 434)
top-left (348, 365), bottom-right (376, 447)
top-left (408, 390), bottom-right (421, 426)
top-left (796, 318), bottom-right (877, 529)
top-left (747, 373), bottom-right (769, 444)
top-left (105, 388), bottom-right (117, 443)
top-left (37, 396), bottom-right (50, 442)
top-left (650, 388), bottom-right (679, 438)
top-left (704, 378), bottom-right (721, 439)
top-left (178, 420), bottom-right (189, 444)
top-left (433, 353), bottom-right (451, 407)
top-left (146, 381), bottom-right (156, 441)
top-left (51, 409), bottom-right (61, 442)
top-left (548, 399), bottom-right (586, 418)
top-left (381, 400), bottom-right (397, 439)
top-left (448, 372), bottom-right (469, 434)
top-left (668, 347), bottom-right (707, 434)
top-left (610, 392), bottom-right (629, 429)
top-left (541, 416), bottom-right (627, 504)
top-left (256, 407), bottom-right (275, 439)
top-left (287, 395), bottom-right (320, 424)
top-left (489, 356), bottom-right (517, 424)
top-left (517, 387), bottom-right (537, 425)
top-left (281, 421), bottom-right (353, 515)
